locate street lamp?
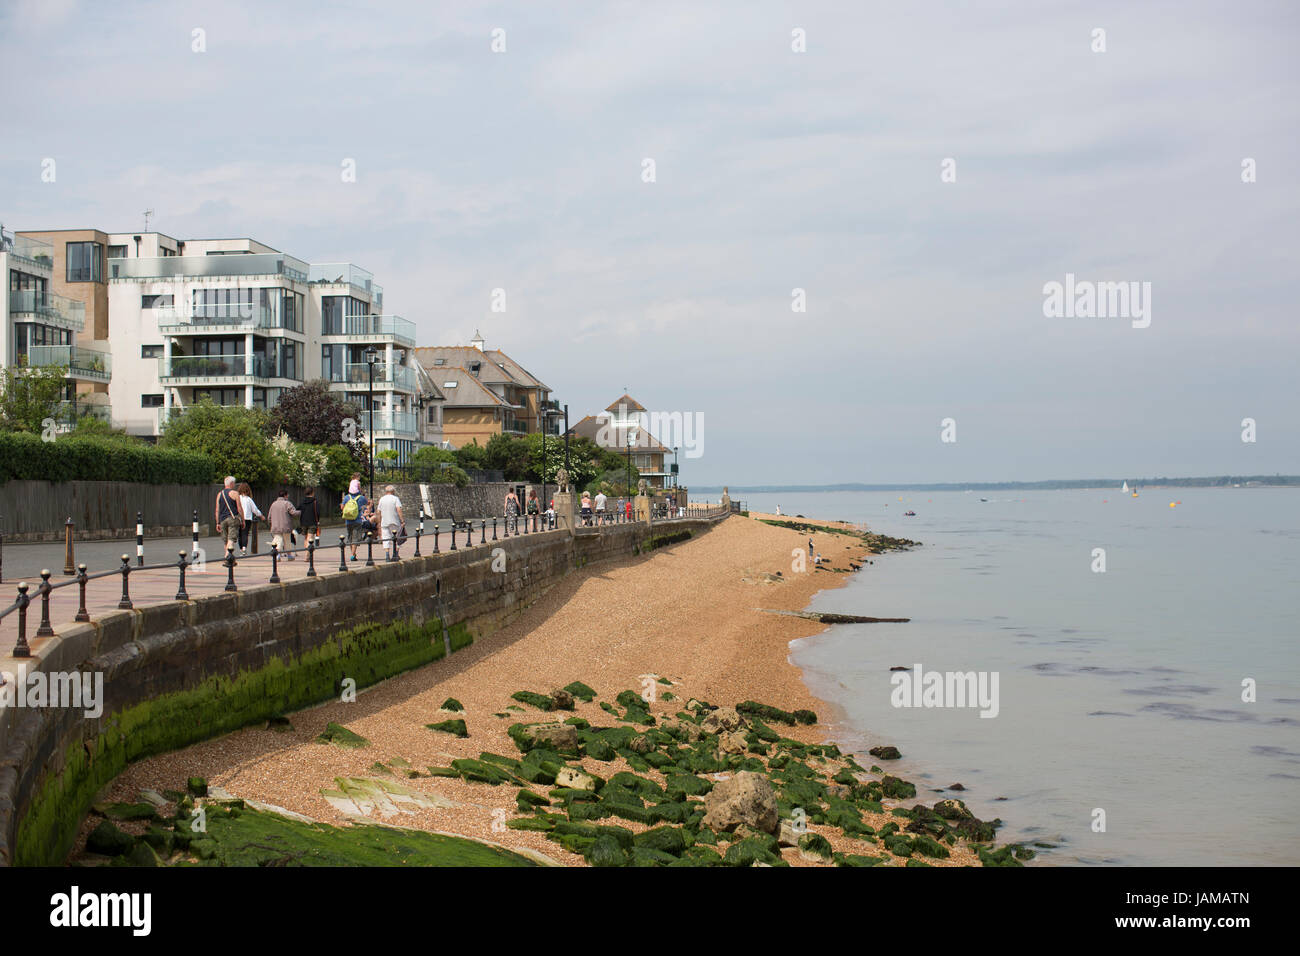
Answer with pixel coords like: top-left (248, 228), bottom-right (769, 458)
top-left (673, 446), bottom-right (679, 489)
top-left (365, 345), bottom-right (378, 499)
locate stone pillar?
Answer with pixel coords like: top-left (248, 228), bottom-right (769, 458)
top-left (552, 491), bottom-right (577, 535)
top-left (721, 486), bottom-right (731, 513)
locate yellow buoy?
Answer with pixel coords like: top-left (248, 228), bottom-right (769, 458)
top-left (1169, 502), bottom-right (1176, 508)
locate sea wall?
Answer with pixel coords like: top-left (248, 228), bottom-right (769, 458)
top-left (0, 514), bottom-right (727, 865)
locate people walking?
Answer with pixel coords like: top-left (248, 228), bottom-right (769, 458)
top-left (297, 488), bottom-right (320, 549)
top-left (341, 478), bottom-right (368, 561)
top-left (215, 476), bottom-right (244, 554)
top-left (526, 489), bottom-right (540, 531)
top-left (594, 490), bottom-right (608, 525)
top-left (580, 491), bottom-right (593, 526)
top-left (267, 489), bottom-right (300, 560)
top-left (236, 482), bottom-right (263, 556)
top-left (377, 484), bottom-right (404, 559)
top-left (504, 487), bottom-right (520, 534)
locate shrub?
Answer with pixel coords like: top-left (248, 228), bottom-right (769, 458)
top-left (0, 432), bottom-right (214, 484)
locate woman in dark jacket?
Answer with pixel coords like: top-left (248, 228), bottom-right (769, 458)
top-left (297, 488), bottom-right (321, 549)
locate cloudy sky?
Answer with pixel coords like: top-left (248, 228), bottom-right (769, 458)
top-left (3, 0), bottom-right (1296, 484)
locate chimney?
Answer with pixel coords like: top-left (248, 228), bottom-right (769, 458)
top-left (471, 329), bottom-right (484, 351)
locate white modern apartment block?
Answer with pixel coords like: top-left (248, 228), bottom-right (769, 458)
top-left (99, 233), bottom-right (433, 459)
top-left (1, 226), bottom-right (110, 428)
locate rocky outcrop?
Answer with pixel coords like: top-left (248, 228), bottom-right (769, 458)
top-left (701, 771), bottom-right (778, 834)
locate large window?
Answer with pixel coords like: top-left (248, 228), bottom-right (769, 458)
top-left (66, 241), bottom-right (103, 282)
top-left (321, 295), bottom-right (369, 335)
top-left (141, 344), bottom-right (164, 359)
top-left (141, 394), bottom-right (164, 408)
top-left (108, 245), bottom-right (128, 259)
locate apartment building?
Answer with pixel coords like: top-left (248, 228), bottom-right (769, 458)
top-left (1, 227), bottom-right (111, 427)
top-left (7, 228), bottom-right (435, 461)
top-left (413, 331), bottom-right (562, 449)
top-left (567, 394), bottom-right (674, 489)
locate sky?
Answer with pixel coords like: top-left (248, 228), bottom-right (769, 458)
top-left (2, 0), bottom-right (1297, 485)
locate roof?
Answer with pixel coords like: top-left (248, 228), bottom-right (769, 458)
top-left (605, 394), bottom-right (646, 413)
top-left (568, 414), bottom-right (671, 453)
top-left (415, 347), bottom-right (517, 388)
top-left (430, 366), bottom-right (511, 408)
top-left (484, 349), bottom-right (551, 392)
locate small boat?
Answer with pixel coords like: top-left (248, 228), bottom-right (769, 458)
top-left (904, 510), bottom-right (916, 516)
top-left (1121, 481), bottom-right (1129, 494)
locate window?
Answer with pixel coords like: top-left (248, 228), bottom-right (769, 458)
top-left (141, 394), bottom-right (164, 408)
top-left (427, 406), bottom-right (437, 423)
top-left (66, 241), bottom-right (103, 282)
top-left (141, 344), bottom-right (164, 359)
top-left (141, 294), bottom-right (173, 309)
top-left (433, 358), bottom-right (445, 366)
top-left (443, 381), bottom-right (458, 388)
top-left (108, 245), bottom-right (128, 259)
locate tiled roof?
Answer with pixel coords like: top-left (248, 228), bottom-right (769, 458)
top-left (568, 414), bottom-right (671, 453)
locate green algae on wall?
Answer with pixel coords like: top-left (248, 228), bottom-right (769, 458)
top-left (15, 617), bottom-right (474, 867)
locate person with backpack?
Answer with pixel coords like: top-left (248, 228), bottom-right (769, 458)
top-left (297, 488), bottom-right (320, 550)
top-left (214, 476), bottom-right (244, 554)
top-left (526, 489), bottom-right (540, 531)
top-left (341, 479), bottom-right (369, 561)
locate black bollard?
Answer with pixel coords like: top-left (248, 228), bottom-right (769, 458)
top-left (338, 534), bottom-right (348, 572)
top-left (14, 582), bottom-right (30, 658)
top-left (270, 544), bottom-right (281, 584)
top-left (493, 517), bottom-right (498, 540)
top-left (449, 522), bottom-right (456, 551)
top-left (36, 569), bottom-right (54, 637)
top-left (175, 551), bottom-right (189, 601)
top-left (192, 509), bottom-right (200, 555)
top-left (434, 525), bottom-right (440, 553)
top-left (75, 563), bottom-right (90, 621)
top-left (307, 539), bottom-right (316, 576)
top-left (136, 511), bottom-right (144, 566)
top-left (118, 555), bottom-right (133, 609)
top-left (465, 523), bottom-right (473, 549)
top-left (480, 520), bottom-right (486, 545)
top-left (224, 547), bottom-right (237, 592)
top-left (366, 533), bottom-right (375, 566)
top-left (415, 512), bottom-right (423, 557)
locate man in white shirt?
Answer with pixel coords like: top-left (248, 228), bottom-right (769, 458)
top-left (377, 485), bottom-right (404, 559)
top-left (594, 490), bottom-right (608, 525)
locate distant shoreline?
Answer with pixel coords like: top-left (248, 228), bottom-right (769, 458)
top-left (699, 477), bottom-right (1299, 493)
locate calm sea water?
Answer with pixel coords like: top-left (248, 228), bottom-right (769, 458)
top-left (740, 488), bottom-right (1300, 866)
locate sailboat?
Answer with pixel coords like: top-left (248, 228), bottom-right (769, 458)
top-left (1121, 481), bottom-right (1129, 494)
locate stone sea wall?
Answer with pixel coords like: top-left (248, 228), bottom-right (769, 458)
top-left (0, 515), bottom-right (726, 865)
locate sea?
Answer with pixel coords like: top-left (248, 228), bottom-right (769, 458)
top-left (736, 487), bottom-right (1300, 866)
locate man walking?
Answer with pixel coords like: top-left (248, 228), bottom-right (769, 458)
top-left (268, 489), bottom-right (300, 560)
top-left (377, 484), bottom-right (404, 560)
top-left (594, 489), bottom-right (608, 525)
top-left (214, 476), bottom-right (244, 554)
top-left (341, 477), bottom-right (368, 561)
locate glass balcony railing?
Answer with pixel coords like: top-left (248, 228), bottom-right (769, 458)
top-left (320, 314), bottom-right (415, 344)
top-left (27, 345), bottom-right (112, 381)
top-left (365, 409), bottom-right (417, 435)
top-left (160, 354), bottom-right (270, 380)
top-left (54, 401), bottom-right (112, 425)
top-left (371, 284), bottom-right (383, 312)
top-left (308, 263), bottom-right (376, 297)
top-left (108, 253), bottom-right (309, 282)
top-left (7, 289), bottom-right (87, 331)
top-left (338, 362), bottom-right (416, 390)
top-left (9, 235), bottom-right (55, 269)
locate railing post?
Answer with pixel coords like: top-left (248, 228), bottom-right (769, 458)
top-left (270, 544), bottom-right (281, 584)
top-left (0, 512), bottom-right (5, 583)
top-left (63, 517), bottom-right (76, 575)
top-left (224, 546), bottom-right (237, 592)
top-left (434, 525), bottom-right (440, 553)
top-left (465, 523), bottom-right (473, 549)
top-left (36, 569), bottom-right (55, 637)
top-left (307, 539), bottom-right (316, 576)
top-left (14, 582), bottom-right (31, 658)
top-left (136, 511), bottom-right (144, 566)
top-left (175, 552), bottom-right (189, 601)
top-left (338, 534), bottom-right (348, 572)
top-left (415, 512), bottom-right (423, 557)
top-left (117, 555), bottom-right (133, 609)
top-left (366, 533), bottom-right (375, 567)
top-left (75, 563), bottom-right (90, 621)
top-left (481, 520), bottom-right (486, 545)
top-left (192, 509), bottom-right (200, 556)
top-left (493, 517), bottom-right (499, 540)
top-left (449, 522), bottom-right (456, 551)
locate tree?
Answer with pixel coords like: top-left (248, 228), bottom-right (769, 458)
top-left (160, 399), bottom-right (278, 486)
top-left (268, 379), bottom-right (364, 453)
top-left (484, 433), bottom-right (531, 480)
top-left (454, 439), bottom-right (489, 472)
top-left (0, 363), bottom-right (67, 433)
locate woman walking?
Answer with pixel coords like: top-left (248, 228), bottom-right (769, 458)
top-left (237, 482), bottom-right (263, 556)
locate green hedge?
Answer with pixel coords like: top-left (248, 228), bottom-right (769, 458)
top-left (0, 432), bottom-right (215, 485)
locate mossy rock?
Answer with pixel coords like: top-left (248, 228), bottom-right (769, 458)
top-left (692, 827), bottom-right (719, 846)
top-left (187, 777), bottom-right (209, 796)
top-left (451, 758), bottom-right (520, 786)
top-left (548, 787), bottom-right (600, 804)
top-left (664, 773), bottom-right (712, 798)
top-left (883, 834), bottom-right (914, 857)
top-left (567, 802), bottom-right (612, 822)
top-left (736, 700), bottom-right (797, 725)
top-left (603, 803), bottom-right (656, 826)
top-left (425, 718), bottom-right (468, 738)
top-left (616, 689), bottom-right (644, 708)
top-left (600, 702), bottom-right (619, 716)
top-left (978, 845), bottom-right (1025, 867)
top-left (835, 853), bottom-right (886, 867)
top-left (315, 723), bottom-right (369, 749)
top-left (563, 681), bottom-right (597, 702)
top-left (634, 825), bottom-right (687, 856)
top-left (630, 845), bottom-right (678, 867)
top-left (507, 815), bottom-right (557, 833)
top-left (142, 825), bottom-right (175, 854)
top-left (516, 789), bottom-right (550, 810)
top-left (564, 716), bottom-right (591, 729)
top-left (905, 858), bottom-right (932, 867)
top-left (649, 802), bottom-right (690, 825)
top-left (511, 690), bottom-right (555, 712)
top-left (911, 834), bottom-right (950, 859)
top-left (479, 752), bottom-right (524, 773)
top-left (722, 836), bottom-right (785, 867)
top-left (597, 785), bottom-right (645, 808)
top-left (86, 820), bottom-right (134, 856)
top-left (127, 841), bottom-right (163, 867)
top-left (94, 801), bottom-right (161, 823)
top-left (749, 718), bottom-right (781, 742)
top-left (608, 772), bottom-right (664, 798)
top-left (427, 766), bottom-right (460, 778)
top-left (680, 844), bottom-right (722, 866)
top-left (798, 833), bottom-right (834, 861)
top-left (661, 692), bottom-right (676, 701)
top-left (881, 775), bottom-right (916, 800)
top-left (585, 834), bottom-right (629, 867)
top-left (584, 738), bottom-right (616, 761)
top-left (439, 697), bottom-right (464, 712)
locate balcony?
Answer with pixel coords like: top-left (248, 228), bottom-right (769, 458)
top-left (27, 345), bottom-right (112, 383)
top-left (320, 314), bottom-right (415, 347)
top-left (332, 362), bottom-right (416, 391)
top-left (155, 302), bottom-right (300, 335)
top-left (308, 263), bottom-right (377, 298)
top-left (159, 353), bottom-right (270, 384)
top-left (8, 289), bottom-right (86, 332)
top-left (364, 408), bottom-right (418, 437)
top-left (53, 401), bottom-right (112, 427)
top-left (107, 253), bottom-right (309, 283)
top-left (9, 236), bottom-right (54, 270)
